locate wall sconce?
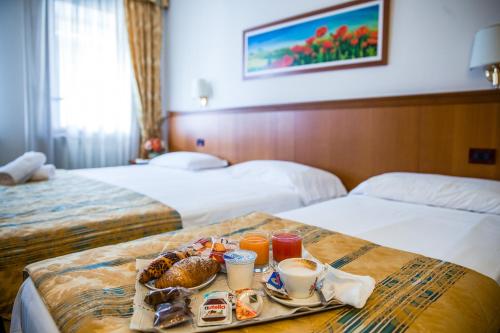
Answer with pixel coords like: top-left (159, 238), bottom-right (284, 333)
top-left (470, 24), bottom-right (500, 89)
top-left (192, 78), bottom-right (211, 107)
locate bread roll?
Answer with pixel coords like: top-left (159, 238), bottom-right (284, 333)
top-left (155, 256), bottom-right (220, 289)
top-left (139, 251), bottom-right (191, 283)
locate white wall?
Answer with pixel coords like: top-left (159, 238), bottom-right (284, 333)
top-left (0, 0), bottom-right (27, 164)
top-left (165, 0), bottom-right (500, 112)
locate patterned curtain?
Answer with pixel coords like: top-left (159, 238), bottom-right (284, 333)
top-left (124, 0), bottom-right (166, 157)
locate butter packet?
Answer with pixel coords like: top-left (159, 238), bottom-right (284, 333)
top-left (197, 291), bottom-right (232, 327)
top-left (235, 289), bottom-right (264, 321)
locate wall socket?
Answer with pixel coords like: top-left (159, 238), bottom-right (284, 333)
top-left (469, 148), bottom-right (496, 165)
top-left (196, 138), bottom-right (205, 147)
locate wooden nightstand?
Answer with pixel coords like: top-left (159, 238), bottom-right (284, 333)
top-left (128, 158), bottom-right (150, 165)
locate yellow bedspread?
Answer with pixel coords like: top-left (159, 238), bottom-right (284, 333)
top-left (25, 212), bottom-right (500, 333)
top-left (0, 171), bottom-right (182, 315)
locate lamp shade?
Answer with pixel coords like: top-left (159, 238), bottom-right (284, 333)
top-left (470, 24), bottom-right (500, 68)
top-left (191, 78), bottom-right (210, 98)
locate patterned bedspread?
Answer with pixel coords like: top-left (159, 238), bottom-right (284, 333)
top-left (0, 171), bottom-right (182, 316)
top-left (25, 212), bottom-right (500, 333)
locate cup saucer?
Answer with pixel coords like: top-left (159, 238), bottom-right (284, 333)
top-left (263, 287), bottom-right (322, 307)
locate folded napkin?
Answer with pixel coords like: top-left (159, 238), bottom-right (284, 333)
top-left (30, 164), bottom-right (56, 182)
top-left (319, 265), bottom-right (375, 309)
top-left (0, 152), bottom-right (46, 185)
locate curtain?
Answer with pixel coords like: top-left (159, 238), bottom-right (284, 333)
top-left (24, 0), bottom-right (139, 169)
top-left (142, 0), bottom-right (169, 7)
top-left (51, 0), bottom-right (139, 168)
top-left (124, 0), bottom-right (164, 158)
top-left (24, 0), bottom-right (54, 163)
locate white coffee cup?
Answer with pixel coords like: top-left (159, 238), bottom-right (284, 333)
top-left (277, 258), bottom-right (323, 299)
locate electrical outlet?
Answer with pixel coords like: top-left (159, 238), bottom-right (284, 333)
top-left (469, 148), bottom-right (496, 164)
top-left (196, 138), bottom-right (205, 147)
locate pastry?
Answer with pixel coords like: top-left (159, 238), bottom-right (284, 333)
top-left (139, 251), bottom-right (191, 283)
top-left (155, 256), bottom-right (220, 289)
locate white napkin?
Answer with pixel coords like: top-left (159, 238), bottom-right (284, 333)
top-left (0, 151), bottom-right (46, 185)
top-left (30, 164), bottom-right (56, 182)
top-left (320, 265), bottom-right (375, 309)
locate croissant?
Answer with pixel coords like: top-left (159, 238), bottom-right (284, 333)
top-left (139, 250), bottom-right (191, 283)
top-left (155, 256), bottom-right (220, 289)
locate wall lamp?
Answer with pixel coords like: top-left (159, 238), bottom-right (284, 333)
top-left (192, 78), bottom-right (211, 107)
top-left (470, 24), bottom-right (500, 89)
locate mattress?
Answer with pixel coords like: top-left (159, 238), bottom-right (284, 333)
top-left (73, 165), bottom-right (304, 227)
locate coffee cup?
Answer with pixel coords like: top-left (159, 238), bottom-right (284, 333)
top-left (277, 258), bottom-right (323, 299)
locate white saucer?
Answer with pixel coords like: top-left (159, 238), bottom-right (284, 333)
top-left (264, 288), bottom-right (322, 307)
top-left (144, 273), bottom-right (217, 291)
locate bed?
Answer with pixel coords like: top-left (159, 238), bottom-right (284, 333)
top-left (1, 154), bottom-right (346, 317)
top-left (73, 163), bottom-right (331, 228)
top-left (10, 172), bottom-right (500, 333)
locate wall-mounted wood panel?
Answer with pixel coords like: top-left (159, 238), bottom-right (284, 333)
top-left (169, 91), bottom-right (500, 189)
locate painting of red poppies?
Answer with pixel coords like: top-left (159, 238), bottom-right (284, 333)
top-left (243, 0), bottom-right (389, 79)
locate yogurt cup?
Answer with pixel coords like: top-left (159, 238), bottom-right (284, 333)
top-left (223, 250), bottom-right (257, 290)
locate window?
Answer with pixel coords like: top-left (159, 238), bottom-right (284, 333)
top-left (52, 0), bottom-right (136, 135)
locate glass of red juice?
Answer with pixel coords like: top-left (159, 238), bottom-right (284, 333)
top-left (272, 230), bottom-right (302, 263)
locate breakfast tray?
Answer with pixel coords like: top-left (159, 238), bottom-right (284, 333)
top-left (130, 259), bottom-right (345, 332)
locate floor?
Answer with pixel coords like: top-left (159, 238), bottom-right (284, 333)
top-left (1, 318), bottom-right (8, 333)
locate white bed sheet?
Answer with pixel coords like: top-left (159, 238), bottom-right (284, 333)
top-left (11, 279), bottom-right (57, 333)
top-left (72, 165), bottom-right (303, 228)
top-left (278, 195), bottom-right (500, 283)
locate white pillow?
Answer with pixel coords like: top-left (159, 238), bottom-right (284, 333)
top-left (149, 152), bottom-right (228, 170)
top-left (228, 160), bottom-right (347, 205)
top-left (351, 172), bottom-right (500, 215)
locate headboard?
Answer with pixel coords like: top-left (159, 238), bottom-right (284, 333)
top-left (168, 90), bottom-right (500, 190)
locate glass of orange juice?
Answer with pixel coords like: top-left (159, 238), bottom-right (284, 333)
top-left (239, 231), bottom-right (269, 272)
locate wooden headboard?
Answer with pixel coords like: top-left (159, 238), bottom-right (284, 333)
top-left (169, 90), bottom-right (500, 190)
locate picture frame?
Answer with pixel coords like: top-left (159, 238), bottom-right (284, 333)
top-left (242, 0), bottom-right (390, 79)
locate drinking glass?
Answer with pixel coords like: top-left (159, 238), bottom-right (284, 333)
top-left (271, 230), bottom-right (302, 263)
top-left (239, 231), bottom-right (270, 272)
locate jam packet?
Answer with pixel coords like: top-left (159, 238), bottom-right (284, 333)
top-left (235, 289), bottom-right (264, 321)
top-left (203, 290), bottom-right (236, 309)
top-left (197, 291), bottom-right (232, 326)
top-left (209, 237), bottom-right (239, 272)
top-left (185, 237), bottom-right (213, 257)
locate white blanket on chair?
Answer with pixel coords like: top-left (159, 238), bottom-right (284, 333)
top-left (0, 152), bottom-right (46, 185)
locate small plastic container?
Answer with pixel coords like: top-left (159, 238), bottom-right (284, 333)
top-left (223, 250), bottom-right (257, 290)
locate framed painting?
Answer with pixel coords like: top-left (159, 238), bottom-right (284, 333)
top-left (243, 0), bottom-right (390, 79)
